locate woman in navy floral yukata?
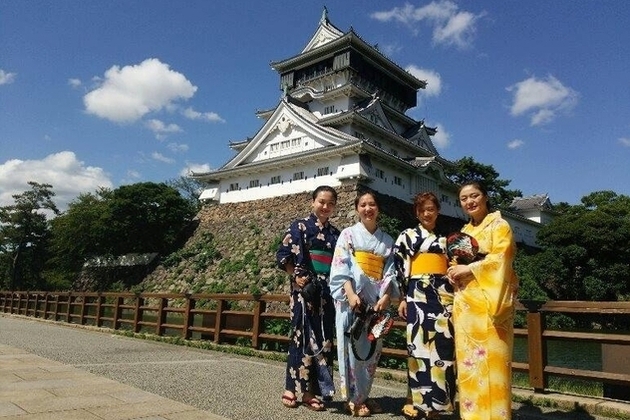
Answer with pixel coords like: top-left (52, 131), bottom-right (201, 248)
top-left (276, 185), bottom-right (340, 412)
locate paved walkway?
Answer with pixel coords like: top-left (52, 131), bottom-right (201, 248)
top-left (0, 314), bottom-right (628, 420)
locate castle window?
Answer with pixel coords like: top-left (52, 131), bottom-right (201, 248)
top-left (271, 175), bottom-right (281, 184)
top-left (375, 168), bottom-right (384, 179)
top-left (324, 105), bottom-right (335, 114)
top-left (280, 140), bottom-right (290, 149)
top-left (229, 183), bottom-right (239, 191)
top-left (394, 176), bottom-right (402, 186)
top-left (270, 143), bottom-right (279, 151)
top-left (354, 131), bottom-right (365, 139)
top-left (249, 179), bottom-right (259, 188)
top-left (317, 166), bottom-right (330, 176)
top-left (293, 171), bottom-right (304, 180)
top-left (291, 137), bottom-right (302, 147)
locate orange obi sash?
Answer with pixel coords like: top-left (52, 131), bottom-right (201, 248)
top-left (354, 251), bottom-right (385, 280)
top-left (410, 253), bottom-right (447, 276)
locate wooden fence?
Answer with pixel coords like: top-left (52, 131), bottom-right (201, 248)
top-left (1, 291), bottom-right (629, 399)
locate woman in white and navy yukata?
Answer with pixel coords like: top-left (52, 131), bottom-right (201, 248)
top-left (276, 185), bottom-right (340, 412)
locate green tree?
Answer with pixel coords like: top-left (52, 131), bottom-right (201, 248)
top-left (533, 191), bottom-right (630, 301)
top-left (48, 182), bottom-right (195, 290)
top-left (0, 182), bottom-right (59, 290)
top-left (108, 182), bottom-right (195, 255)
top-left (48, 189), bottom-right (112, 283)
top-left (445, 156), bottom-right (522, 209)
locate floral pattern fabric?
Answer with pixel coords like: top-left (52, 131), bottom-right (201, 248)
top-left (394, 225), bottom-right (456, 415)
top-left (276, 214), bottom-right (339, 398)
top-left (329, 222), bottom-right (398, 405)
top-left (454, 211), bottom-right (519, 420)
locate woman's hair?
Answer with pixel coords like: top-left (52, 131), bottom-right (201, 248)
top-left (413, 191), bottom-right (440, 214)
top-left (458, 181), bottom-right (492, 210)
top-left (312, 185), bottom-right (338, 203)
top-left (354, 187), bottom-right (380, 210)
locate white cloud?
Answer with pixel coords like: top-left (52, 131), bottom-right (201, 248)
top-left (151, 152), bottom-right (175, 164)
top-left (508, 139), bottom-right (524, 149)
top-left (431, 123), bottom-right (450, 149)
top-left (507, 75), bottom-right (579, 126)
top-left (180, 162), bottom-right (211, 177)
top-left (145, 119), bottom-right (183, 140)
top-left (182, 107), bottom-right (225, 123)
top-left (0, 69), bottom-right (17, 85)
top-left (167, 142), bottom-right (189, 153)
top-left (68, 78), bottom-right (82, 88)
top-left (405, 65), bottom-right (442, 103)
top-left (84, 58), bottom-right (197, 123)
top-left (619, 138), bottom-right (630, 147)
top-left (0, 151), bottom-right (113, 212)
top-left (371, 1), bottom-right (484, 49)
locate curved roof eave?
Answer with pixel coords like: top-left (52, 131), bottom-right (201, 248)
top-left (271, 32), bottom-right (424, 89)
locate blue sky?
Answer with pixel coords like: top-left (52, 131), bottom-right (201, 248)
top-left (1, 1), bottom-right (629, 211)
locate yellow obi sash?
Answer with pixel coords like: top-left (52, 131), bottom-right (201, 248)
top-left (410, 253), bottom-right (447, 276)
top-left (355, 251), bottom-right (385, 280)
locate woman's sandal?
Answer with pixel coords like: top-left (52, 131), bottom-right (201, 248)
top-left (402, 403), bottom-right (420, 419)
top-left (281, 392), bottom-right (298, 409)
top-left (347, 401), bottom-right (371, 417)
top-left (302, 396), bottom-right (326, 411)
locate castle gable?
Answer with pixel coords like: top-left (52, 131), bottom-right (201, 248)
top-left (221, 99), bottom-right (357, 170)
top-left (301, 7), bottom-right (345, 53)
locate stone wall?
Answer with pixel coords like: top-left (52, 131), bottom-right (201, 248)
top-left (139, 183), bottom-right (463, 295)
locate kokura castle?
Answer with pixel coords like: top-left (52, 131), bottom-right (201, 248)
top-left (191, 9), bottom-right (553, 247)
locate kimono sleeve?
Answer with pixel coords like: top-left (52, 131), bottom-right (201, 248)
top-left (275, 220), bottom-right (303, 272)
top-left (468, 219), bottom-right (518, 322)
top-left (329, 228), bottom-right (355, 301)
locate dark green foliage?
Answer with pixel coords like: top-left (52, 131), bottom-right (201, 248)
top-left (378, 213), bottom-right (402, 240)
top-left (445, 156), bottom-right (522, 209)
top-left (0, 182), bottom-right (59, 290)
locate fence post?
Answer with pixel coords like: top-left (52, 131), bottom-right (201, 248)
top-left (114, 296), bottom-right (123, 330)
top-left (133, 294), bottom-right (144, 333)
top-left (156, 297), bottom-right (167, 336)
top-left (65, 293), bottom-right (72, 323)
top-left (214, 299), bottom-right (225, 344)
top-left (183, 294), bottom-right (195, 339)
top-left (251, 297), bottom-right (266, 350)
top-left (95, 293), bottom-right (104, 327)
top-left (521, 300), bottom-right (547, 392)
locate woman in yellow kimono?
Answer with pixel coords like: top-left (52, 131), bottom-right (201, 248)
top-left (446, 181), bottom-right (519, 420)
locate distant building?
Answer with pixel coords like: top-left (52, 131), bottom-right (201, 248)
top-left (191, 9), bottom-right (550, 248)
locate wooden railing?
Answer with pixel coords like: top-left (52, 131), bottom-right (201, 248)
top-left (1, 291), bottom-right (629, 399)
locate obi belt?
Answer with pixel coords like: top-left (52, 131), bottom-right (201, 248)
top-left (354, 251), bottom-right (385, 280)
top-left (309, 250), bottom-right (333, 275)
top-left (410, 253), bottom-right (447, 276)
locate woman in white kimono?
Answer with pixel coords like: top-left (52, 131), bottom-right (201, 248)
top-left (330, 188), bottom-right (398, 417)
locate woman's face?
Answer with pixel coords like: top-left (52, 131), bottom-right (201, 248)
top-left (356, 193), bottom-right (379, 225)
top-left (312, 191), bottom-right (336, 222)
top-left (459, 185), bottom-right (489, 221)
top-left (416, 200), bottom-right (439, 231)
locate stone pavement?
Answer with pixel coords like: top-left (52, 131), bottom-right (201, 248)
top-left (0, 344), bottom-right (227, 420)
top-left (0, 314), bottom-right (628, 420)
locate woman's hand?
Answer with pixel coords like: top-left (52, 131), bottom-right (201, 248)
top-left (398, 300), bottom-right (407, 319)
top-left (374, 294), bottom-right (391, 312)
top-left (294, 275), bottom-right (309, 288)
top-left (447, 265), bottom-right (475, 289)
top-left (347, 291), bottom-right (361, 311)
